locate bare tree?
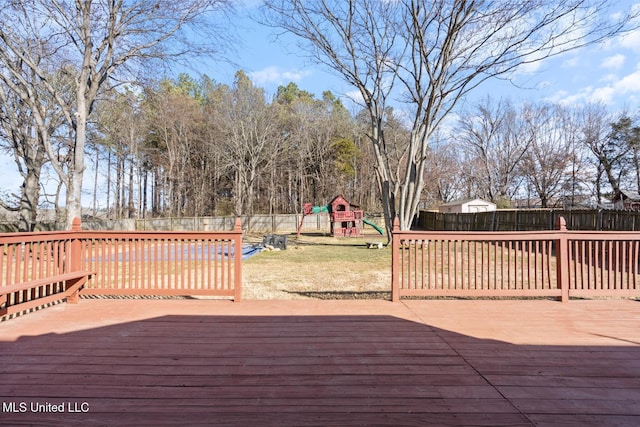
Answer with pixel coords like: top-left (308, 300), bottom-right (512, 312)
top-left (579, 104), bottom-right (638, 203)
top-left (0, 59), bottom-right (68, 231)
top-left (0, 81), bottom-right (48, 231)
top-left (95, 88), bottom-right (148, 219)
top-left (519, 104), bottom-right (574, 208)
top-left (144, 78), bottom-right (209, 216)
top-left (214, 71), bottom-right (282, 216)
top-left (262, 0), bottom-right (639, 235)
top-left (423, 137), bottom-right (464, 206)
top-left (456, 98), bottom-right (529, 205)
top-left (563, 113), bottom-right (594, 209)
top-left (0, 0), bottom-right (233, 227)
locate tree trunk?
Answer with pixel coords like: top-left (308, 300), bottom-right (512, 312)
top-left (92, 147), bottom-right (99, 218)
top-left (141, 168), bottom-right (148, 218)
top-left (106, 150), bottom-right (112, 218)
top-left (65, 88), bottom-right (88, 227)
top-left (128, 158), bottom-right (135, 218)
top-left (17, 164), bottom-right (42, 232)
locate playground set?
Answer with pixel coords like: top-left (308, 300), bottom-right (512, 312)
top-left (296, 195), bottom-right (384, 238)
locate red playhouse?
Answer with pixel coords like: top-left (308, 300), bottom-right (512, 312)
top-left (297, 195), bottom-right (384, 238)
top-left (298, 195), bottom-right (383, 238)
top-left (327, 195), bottom-right (364, 237)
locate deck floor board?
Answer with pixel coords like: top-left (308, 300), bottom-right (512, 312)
top-left (0, 299), bottom-right (638, 426)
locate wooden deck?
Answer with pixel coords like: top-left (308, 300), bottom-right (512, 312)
top-left (0, 299), bottom-right (639, 426)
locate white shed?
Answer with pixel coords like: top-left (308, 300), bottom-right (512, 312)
top-left (439, 198), bottom-right (496, 214)
top-left (612, 190), bottom-right (640, 211)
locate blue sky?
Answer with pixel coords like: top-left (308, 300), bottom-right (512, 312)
top-left (201, 2), bottom-right (351, 101)
top-left (202, 1), bottom-right (640, 113)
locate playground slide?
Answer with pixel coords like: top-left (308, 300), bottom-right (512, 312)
top-left (363, 218), bottom-right (384, 235)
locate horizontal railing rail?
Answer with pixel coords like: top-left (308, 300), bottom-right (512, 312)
top-left (392, 217), bottom-right (640, 302)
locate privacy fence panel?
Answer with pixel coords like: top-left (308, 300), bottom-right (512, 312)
top-left (418, 209), bottom-right (640, 231)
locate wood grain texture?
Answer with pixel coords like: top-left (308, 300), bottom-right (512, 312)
top-left (0, 299), bottom-right (638, 426)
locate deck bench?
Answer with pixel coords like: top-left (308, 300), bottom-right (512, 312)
top-left (0, 271), bottom-right (94, 317)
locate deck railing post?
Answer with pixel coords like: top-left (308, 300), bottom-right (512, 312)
top-left (391, 217), bottom-right (401, 302)
top-left (68, 217), bottom-right (83, 303)
top-left (70, 217), bottom-right (82, 273)
top-left (233, 217), bottom-right (243, 302)
top-left (556, 216), bottom-right (570, 303)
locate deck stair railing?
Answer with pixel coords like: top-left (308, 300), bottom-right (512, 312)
top-left (1, 219), bottom-right (89, 316)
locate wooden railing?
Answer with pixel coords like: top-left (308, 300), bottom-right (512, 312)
top-left (78, 219), bottom-right (243, 300)
top-left (1, 218), bottom-right (243, 315)
top-left (0, 219), bottom-right (91, 316)
top-left (392, 217), bottom-right (640, 302)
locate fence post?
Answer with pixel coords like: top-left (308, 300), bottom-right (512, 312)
top-left (556, 216), bottom-right (569, 303)
top-left (233, 217), bottom-right (243, 302)
top-left (391, 217), bottom-right (400, 302)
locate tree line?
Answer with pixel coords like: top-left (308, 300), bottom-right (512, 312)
top-left (90, 73), bottom-right (380, 220)
top-left (4, 68), bottom-right (640, 230)
top-left (427, 100), bottom-right (640, 209)
top-left (1, 1), bottom-right (638, 234)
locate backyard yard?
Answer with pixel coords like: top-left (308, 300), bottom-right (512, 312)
top-left (242, 233), bottom-right (391, 300)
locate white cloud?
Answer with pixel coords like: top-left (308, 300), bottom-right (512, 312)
top-left (604, 3), bottom-right (640, 51)
top-left (619, 29), bottom-right (640, 52)
top-left (515, 60), bottom-right (542, 75)
top-left (551, 66), bottom-right (640, 105)
top-left (248, 66), bottom-right (311, 86)
top-left (599, 73), bottom-right (619, 84)
top-left (344, 89), bottom-right (364, 106)
top-left (601, 54), bottom-right (626, 69)
top-left (537, 80), bottom-right (553, 89)
top-left (552, 89), bottom-right (569, 99)
top-left (562, 56), bottom-right (580, 68)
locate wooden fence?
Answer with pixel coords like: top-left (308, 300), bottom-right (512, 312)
top-left (392, 217), bottom-right (640, 302)
top-left (1, 213), bottom-right (387, 234)
top-left (1, 218), bottom-right (242, 316)
top-left (418, 209), bottom-right (640, 231)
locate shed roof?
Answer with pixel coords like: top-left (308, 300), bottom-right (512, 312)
top-left (613, 190), bottom-right (640, 202)
top-left (440, 198), bottom-right (496, 207)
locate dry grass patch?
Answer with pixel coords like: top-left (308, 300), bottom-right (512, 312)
top-left (242, 233), bottom-right (391, 300)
